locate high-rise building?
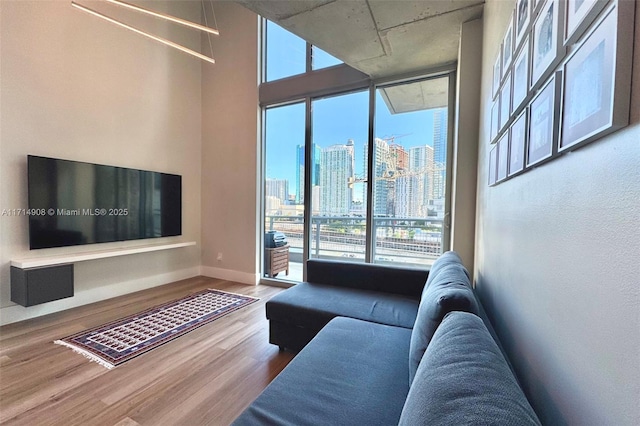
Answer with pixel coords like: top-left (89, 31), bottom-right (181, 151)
top-left (296, 143), bottom-right (321, 204)
top-left (265, 178), bottom-right (289, 204)
top-left (409, 145), bottom-right (435, 217)
top-left (319, 140), bottom-right (355, 215)
top-left (364, 138), bottom-right (392, 216)
top-left (390, 144), bottom-right (408, 170)
top-left (432, 108), bottom-right (448, 199)
top-left (395, 175), bottom-right (420, 218)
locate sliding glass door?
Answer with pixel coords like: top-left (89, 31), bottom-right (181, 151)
top-left (372, 76), bottom-right (451, 267)
top-left (309, 91), bottom-right (369, 262)
top-left (262, 102), bottom-right (305, 282)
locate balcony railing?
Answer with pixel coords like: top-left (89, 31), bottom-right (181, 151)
top-left (265, 215), bottom-right (443, 267)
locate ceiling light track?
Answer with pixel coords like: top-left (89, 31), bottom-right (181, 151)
top-left (103, 0), bottom-right (219, 35)
top-left (71, 1), bottom-right (215, 64)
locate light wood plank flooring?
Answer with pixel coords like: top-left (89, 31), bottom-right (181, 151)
top-left (0, 277), bottom-right (294, 425)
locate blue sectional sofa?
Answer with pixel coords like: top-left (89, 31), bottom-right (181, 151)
top-left (266, 258), bottom-right (429, 352)
top-left (233, 252), bottom-right (540, 425)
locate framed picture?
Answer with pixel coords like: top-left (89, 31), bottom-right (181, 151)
top-left (531, 0), bottom-right (564, 89)
top-left (502, 14), bottom-right (515, 74)
top-left (499, 70), bottom-right (512, 131)
top-left (493, 49), bottom-right (502, 98)
top-left (489, 145), bottom-right (498, 186)
top-left (497, 132), bottom-right (509, 182)
top-left (490, 98), bottom-right (500, 143)
top-left (565, 0), bottom-right (608, 46)
top-left (560, 2), bottom-right (635, 152)
top-left (512, 36), bottom-right (530, 113)
top-left (515, 0), bottom-right (531, 48)
top-left (527, 71), bottom-right (561, 167)
top-left (509, 109), bottom-right (527, 176)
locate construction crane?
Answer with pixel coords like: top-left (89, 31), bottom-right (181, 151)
top-left (379, 133), bottom-right (412, 144)
top-left (347, 162), bottom-right (447, 187)
top-left (347, 134), bottom-right (447, 187)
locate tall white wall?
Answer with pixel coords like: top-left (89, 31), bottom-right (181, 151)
top-left (0, 1), bottom-right (202, 325)
top-left (475, 1), bottom-right (640, 424)
top-left (452, 18), bottom-right (482, 271)
top-left (200, 2), bottom-right (260, 284)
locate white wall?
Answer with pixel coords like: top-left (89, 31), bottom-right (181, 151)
top-left (475, 1), bottom-right (640, 424)
top-left (0, 1), bottom-right (202, 325)
top-left (452, 18), bottom-right (482, 271)
top-left (200, 2), bottom-right (259, 285)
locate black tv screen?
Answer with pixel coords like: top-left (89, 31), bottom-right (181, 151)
top-left (28, 155), bottom-right (182, 249)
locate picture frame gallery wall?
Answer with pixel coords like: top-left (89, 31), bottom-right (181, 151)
top-left (487, 0), bottom-right (635, 187)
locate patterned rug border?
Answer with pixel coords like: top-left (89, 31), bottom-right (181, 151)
top-left (54, 288), bottom-right (258, 369)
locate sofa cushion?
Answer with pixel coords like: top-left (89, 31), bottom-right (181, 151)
top-left (409, 262), bottom-right (478, 383)
top-left (233, 317), bottom-right (413, 426)
top-left (399, 312), bottom-right (541, 426)
top-left (306, 259), bottom-right (428, 299)
top-left (266, 282), bottom-right (420, 332)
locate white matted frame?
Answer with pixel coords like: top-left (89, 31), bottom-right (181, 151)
top-left (489, 145), bottom-right (498, 186)
top-left (528, 71), bottom-right (562, 167)
top-left (490, 98), bottom-right (500, 143)
top-left (515, 0), bottom-right (532, 48)
top-left (531, 0), bottom-right (565, 89)
top-left (497, 132), bottom-right (510, 182)
top-left (499, 70), bottom-right (513, 131)
top-left (502, 13), bottom-right (515, 75)
top-left (565, 0), bottom-right (609, 46)
top-left (509, 108), bottom-right (528, 176)
top-left (493, 48), bottom-right (503, 98)
top-left (512, 36), bottom-right (531, 113)
top-left (560, 1), bottom-right (634, 152)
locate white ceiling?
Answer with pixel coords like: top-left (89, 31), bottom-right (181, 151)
top-left (235, 0), bottom-right (485, 79)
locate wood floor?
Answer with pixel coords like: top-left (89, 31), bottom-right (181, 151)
top-left (0, 277), bottom-right (294, 425)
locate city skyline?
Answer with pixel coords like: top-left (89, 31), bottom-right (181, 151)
top-left (265, 94), bottom-right (443, 200)
top-left (263, 21), bottom-right (448, 219)
top-left (266, 119), bottom-right (447, 219)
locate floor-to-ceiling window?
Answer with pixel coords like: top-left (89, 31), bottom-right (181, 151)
top-left (372, 77), bottom-right (451, 266)
top-left (263, 103), bottom-right (305, 281)
top-left (310, 91), bottom-right (369, 262)
top-left (260, 20), bottom-right (454, 283)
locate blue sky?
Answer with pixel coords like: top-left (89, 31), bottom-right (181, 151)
top-left (264, 22), bottom-right (438, 199)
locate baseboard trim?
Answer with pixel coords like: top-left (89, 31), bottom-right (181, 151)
top-left (200, 266), bottom-right (259, 286)
top-left (0, 266), bottom-right (201, 326)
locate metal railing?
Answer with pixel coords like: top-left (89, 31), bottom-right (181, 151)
top-left (266, 215), bottom-right (443, 266)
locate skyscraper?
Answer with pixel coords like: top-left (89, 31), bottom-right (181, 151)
top-left (409, 145), bottom-right (435, 217)
top-left (296, 143), bottom-right (321, 204)
top-left (432, 108), bottom-right (448, 199)
top-left (389, 144), bottom-right (408, 171)
top-left (363, 138), bottom-right (392, 216)
top-left (265, 178), bottom-right (289, 204)
top-left (319, 140), bottom-right (355, 215)
top-left (395, 174), bottom-right (420, 218)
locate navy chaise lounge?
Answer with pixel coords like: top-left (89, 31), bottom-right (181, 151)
top-left (266, 258), bottom-right (429, 352)
top-left (233, 252), bottom-right (540, 425)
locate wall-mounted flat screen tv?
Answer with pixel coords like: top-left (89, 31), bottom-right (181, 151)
top-left (28, 155), bottom-right (182, 249)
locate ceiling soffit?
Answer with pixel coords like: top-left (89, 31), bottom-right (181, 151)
top-left (236, 0), bottom-right (484, 79)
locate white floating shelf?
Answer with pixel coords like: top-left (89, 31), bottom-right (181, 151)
top-left (11, 241), bottom-right (197, 269)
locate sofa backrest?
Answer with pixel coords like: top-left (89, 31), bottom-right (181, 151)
top-left (306, 259), bottom-right (428, 299)
top-left (408, 251), bottom-right (478, 383)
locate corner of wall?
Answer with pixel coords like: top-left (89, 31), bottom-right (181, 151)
top-left (200, 2), bottom-right (259, 279)
top-left (452, 17), bottom-right (483, 272)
